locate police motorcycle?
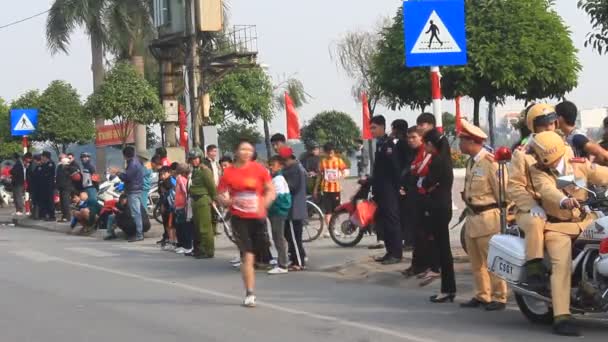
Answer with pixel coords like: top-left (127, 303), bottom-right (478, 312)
top-left (486, 147), bottom-right (608, 324)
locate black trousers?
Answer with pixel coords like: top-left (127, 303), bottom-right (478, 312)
top-left (39, 190), bottom-right (55, 219)
top-left (400, 196), bottom-right (414, 247)
top-left (411, 201), bottom-right (436, 273)
top-left (176, 221), bottom-right (194, 249)
top-left (12, 184), bottom-right (24, 212)
top-left (375, 191), bottom-right (402, 259)
top-left (59, 189), bottom-right (72, 220)
top-left (285, 220), bottom-right (306, 266)
top-left (429, 207), bottom-right (456, 294)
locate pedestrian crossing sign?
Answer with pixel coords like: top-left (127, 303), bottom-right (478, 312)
top-left (404, 0), bottom-right (467, 67)
top-left (10, 108), bottom-right (38, 136)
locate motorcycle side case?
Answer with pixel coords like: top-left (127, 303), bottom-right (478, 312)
top-left (488, 234), bottom-right (526, 283)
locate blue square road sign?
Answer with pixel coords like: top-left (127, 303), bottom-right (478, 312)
top-left (10, 108), bottom-right (38, 136)
top-left (404, 0), bottom-right (467, 67)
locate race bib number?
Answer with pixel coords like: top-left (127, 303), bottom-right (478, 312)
top-left (324, 169), bottom-right (339, 182)
top-left (233, 191), bottom-right (259, 213)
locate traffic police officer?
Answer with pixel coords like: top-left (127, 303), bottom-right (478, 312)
top-left (459, 119), bottom-right (508, 311)
top-left (369, 115), bottom-right (403, 264)
top-left (507, 103), bottom-right (571, 288)
top-left (528, 131), bottom-right (608, 336)
top-left (188, 148), bottom-right (217, 259)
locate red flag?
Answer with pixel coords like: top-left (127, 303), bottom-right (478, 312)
top-left (285, 92), bottom-right (300, 139)
top-left (178, 104), bottom-right (189, 153)
top-left (362, 92), bottom-right (372, 140)
top-left (455, 96), bottom-right (462, 134)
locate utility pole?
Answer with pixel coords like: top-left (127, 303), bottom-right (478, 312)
top-left (186, 0), bottom-right (204, 149)
top-left (161, 59), bottom-right (178, 147)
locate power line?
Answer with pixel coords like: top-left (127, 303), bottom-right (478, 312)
top-left (0, 9), bottom-right (50, 31)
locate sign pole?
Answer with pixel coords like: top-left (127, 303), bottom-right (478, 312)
top-left (430, 66), bottom-right (443, 132)
top-left (22, 136), bottom-right (28, 154)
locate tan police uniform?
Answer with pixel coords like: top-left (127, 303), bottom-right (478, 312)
top-left (461, 121), bottom-right (508, 304)
top-left (529, 131), bottom-right (608, 317)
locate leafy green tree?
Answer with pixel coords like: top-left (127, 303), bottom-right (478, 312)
top-left (218, 121), bottom-right (262, 154)
top-left (35, 81), bottom-right (95, 154)
top-left (210, 67), bottom-right (274, 125)
top-left (300, 111), bottom-right (361, 155)
top-left (375, 0), bottom-right (580, 125)
top-left (371, 9), bottom-right (432, 112)
top-left (85, 62), bottom-right (164, 147)
top-left (578, 0), bottom-right (608, 54)
top-left (0, 98), bottom-right (22, 159)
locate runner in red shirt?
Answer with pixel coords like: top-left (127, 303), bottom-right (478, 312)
top-left (217, 140), bottom-right (276, 307)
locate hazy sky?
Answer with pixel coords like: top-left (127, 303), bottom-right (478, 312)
top-left (1, 0), bottom-right (607, 134)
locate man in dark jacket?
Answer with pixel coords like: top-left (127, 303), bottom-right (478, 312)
top-left (10, 153), bottom-right (28, 215)
top-left (79, 152), bottom-right (97, 201)
top-left (56, 154), bottom-right (75, 222)
top-left (38, 151), bottom-right (56, 221)
top-left (113, 146), bottom-right (144, 242)
top-left (28, 154), bottom-right (43, 219)
top-left (279, 146), bottom-right (308, 269)
top-left (370, 115), bottom-right (403, 265)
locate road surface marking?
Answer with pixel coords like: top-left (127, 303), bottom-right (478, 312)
top-left (116, 245), bottom-right (161, 252)
top-left (11, 249), bottom-right (58, 262)
top-left (65, 247), bottom-right (118, 257)
top-left (46, 255), bottom-right (436, 342)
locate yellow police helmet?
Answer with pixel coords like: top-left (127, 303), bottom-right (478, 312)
top-left (530, 131), bottom-right (566, 166)
top-left (526, 103), bottom-right (558, 132)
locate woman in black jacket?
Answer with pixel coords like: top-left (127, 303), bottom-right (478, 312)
top-left (421, 129), bottom-right (456, 303)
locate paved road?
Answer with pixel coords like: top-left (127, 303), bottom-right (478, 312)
top-left (1, 226), bottom-right (607, 342)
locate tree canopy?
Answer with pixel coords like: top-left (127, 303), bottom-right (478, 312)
top-left (0, 98), bottom-right (22, 159)
top-left (85, 62), bottom-right (164, 145)
top-left (300, 110), bottom-right (361, 155)
top-left (210, 67), bottom-right (274, 125)
top-left (218, 121), bottom-right (262, 154)
top-left (37, 80), bottom-right (95, 153)
top-left (373, 0), bottom-right (581, 125)
top-left (578, 0), bottom-right (608, 54)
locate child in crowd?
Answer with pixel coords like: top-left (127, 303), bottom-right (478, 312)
top-left (173, 163), bottom-right (194, 254)
top-left (159, 166), bottom-right (177, 250)
top-left (267, 156), bottom-right (292, 275)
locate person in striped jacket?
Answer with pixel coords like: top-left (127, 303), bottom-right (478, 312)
top-left (314, 143), bottom-right (347, 237)
top-left (267, 155), bottom-right (293, 275)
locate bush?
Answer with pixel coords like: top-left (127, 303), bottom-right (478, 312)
top-left (451, 149), bottom-right (468, 168)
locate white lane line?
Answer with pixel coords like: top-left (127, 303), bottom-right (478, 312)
top-left (65, 247), bottom-right (118, 257)
top-left (49, 255), bottom-right (436, 342)
top-left (11, 249), bottom-right (58, 262)
top-left (116, 245), bottom-right (161, 252)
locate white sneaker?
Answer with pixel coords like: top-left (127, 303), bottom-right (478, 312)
top-left (181, 248), bottom-right (193, 254)
top-left (230, 256), bottom-right (241, 264)
top-left (268, 267), bottom-right (288, 275)
top-left (15, 212), bottom-right (23, 216)
top-left (323, 232), bottom-right (331, 238)
top-left (174, 247), bottom-right (185, 254)
top-left (163, 244), bottom-right (176, 251)
top-left (243, 295), bottom-right (256, 308)
top-left (232, 261), bottom-right (241, 268)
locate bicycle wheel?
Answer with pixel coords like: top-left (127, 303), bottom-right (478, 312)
top-left (303, 200), bottom-right (324, 242)
top-left (153, 203), bottom-right (163, 224)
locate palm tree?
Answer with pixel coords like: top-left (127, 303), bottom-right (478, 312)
top-left (47, 0), bottom-right (109, 170)
top-left (46, 0), bottom-right (108, 89)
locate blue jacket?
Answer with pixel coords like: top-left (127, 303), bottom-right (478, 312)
top-left (119, 158), bottom-right (144, 194)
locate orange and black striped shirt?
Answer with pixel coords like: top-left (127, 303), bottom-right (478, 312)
top-left (319, 157), bottom-right (347, 193)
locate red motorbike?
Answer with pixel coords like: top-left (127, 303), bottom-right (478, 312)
top-left (328, 179), bottom-right (376, 247)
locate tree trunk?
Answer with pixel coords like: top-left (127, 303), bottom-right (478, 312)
top-left (488, 101), bottom-right (496, 147)
top-left (473, 97), bottom-right (481, 126)
top-left (131, 55), bottom-right (147, 154)
top-left (263, 119), bottom-right (272, 160)
top-left (91, 34), bottom-right (106, 172)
